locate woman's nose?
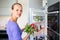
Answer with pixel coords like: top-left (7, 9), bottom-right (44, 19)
top-left (18, 10), bottom-right (20, 12)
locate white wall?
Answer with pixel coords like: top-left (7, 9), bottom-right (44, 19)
top-left (0, 0), bottom-right (16, 16)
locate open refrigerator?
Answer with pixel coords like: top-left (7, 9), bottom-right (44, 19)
top-left (28, 8), bottom-right (47, 40)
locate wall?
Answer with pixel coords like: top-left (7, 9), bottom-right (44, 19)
top-left (0, 0), bottom-right (16, 16)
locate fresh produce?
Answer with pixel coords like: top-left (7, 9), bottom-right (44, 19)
top-left (24, 23), bottom-right (37, 34)
top-left (34, 16), bottom-right (43, 21)
top-left (30, 23), bottom-right (37, 30)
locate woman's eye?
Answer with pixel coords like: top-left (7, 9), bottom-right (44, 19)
top-left (20, 10), bottom-right (22, 12)
top-left (16, 9), bottom-right (18, 11)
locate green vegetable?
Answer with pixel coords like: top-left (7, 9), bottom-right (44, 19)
top-left (24, 24), bottom-right (36, 35)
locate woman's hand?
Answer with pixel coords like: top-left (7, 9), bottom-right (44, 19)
top-left (23, 33), bottom-right (30, 40)
top-left (34, 26), bottom-right (45, 37)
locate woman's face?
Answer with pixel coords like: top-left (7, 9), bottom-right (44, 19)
top-left (11, 4), bottom-right (22, 18)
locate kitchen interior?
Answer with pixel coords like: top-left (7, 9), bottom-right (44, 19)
top-left (0, 0), bottom-right (60, 40)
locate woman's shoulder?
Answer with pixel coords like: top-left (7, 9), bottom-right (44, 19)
top-left (7, 20), bottom-right (18, 28)
top-left (7, 20), bottom-right (20, 31)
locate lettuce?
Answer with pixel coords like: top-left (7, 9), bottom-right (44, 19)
top-left (24, 24), bottom-right (37, 34)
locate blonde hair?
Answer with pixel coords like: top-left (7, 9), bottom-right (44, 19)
top-left (11, 3), bottom-right (22, 10)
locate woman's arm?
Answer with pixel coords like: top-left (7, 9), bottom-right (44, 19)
top-left (34, 27), bottom-right (45, 37)
top-left (22, 34), bottom-right (30, 40)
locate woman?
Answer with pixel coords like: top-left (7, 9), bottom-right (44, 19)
top-left (6, 3), bottom-right (30, 40)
